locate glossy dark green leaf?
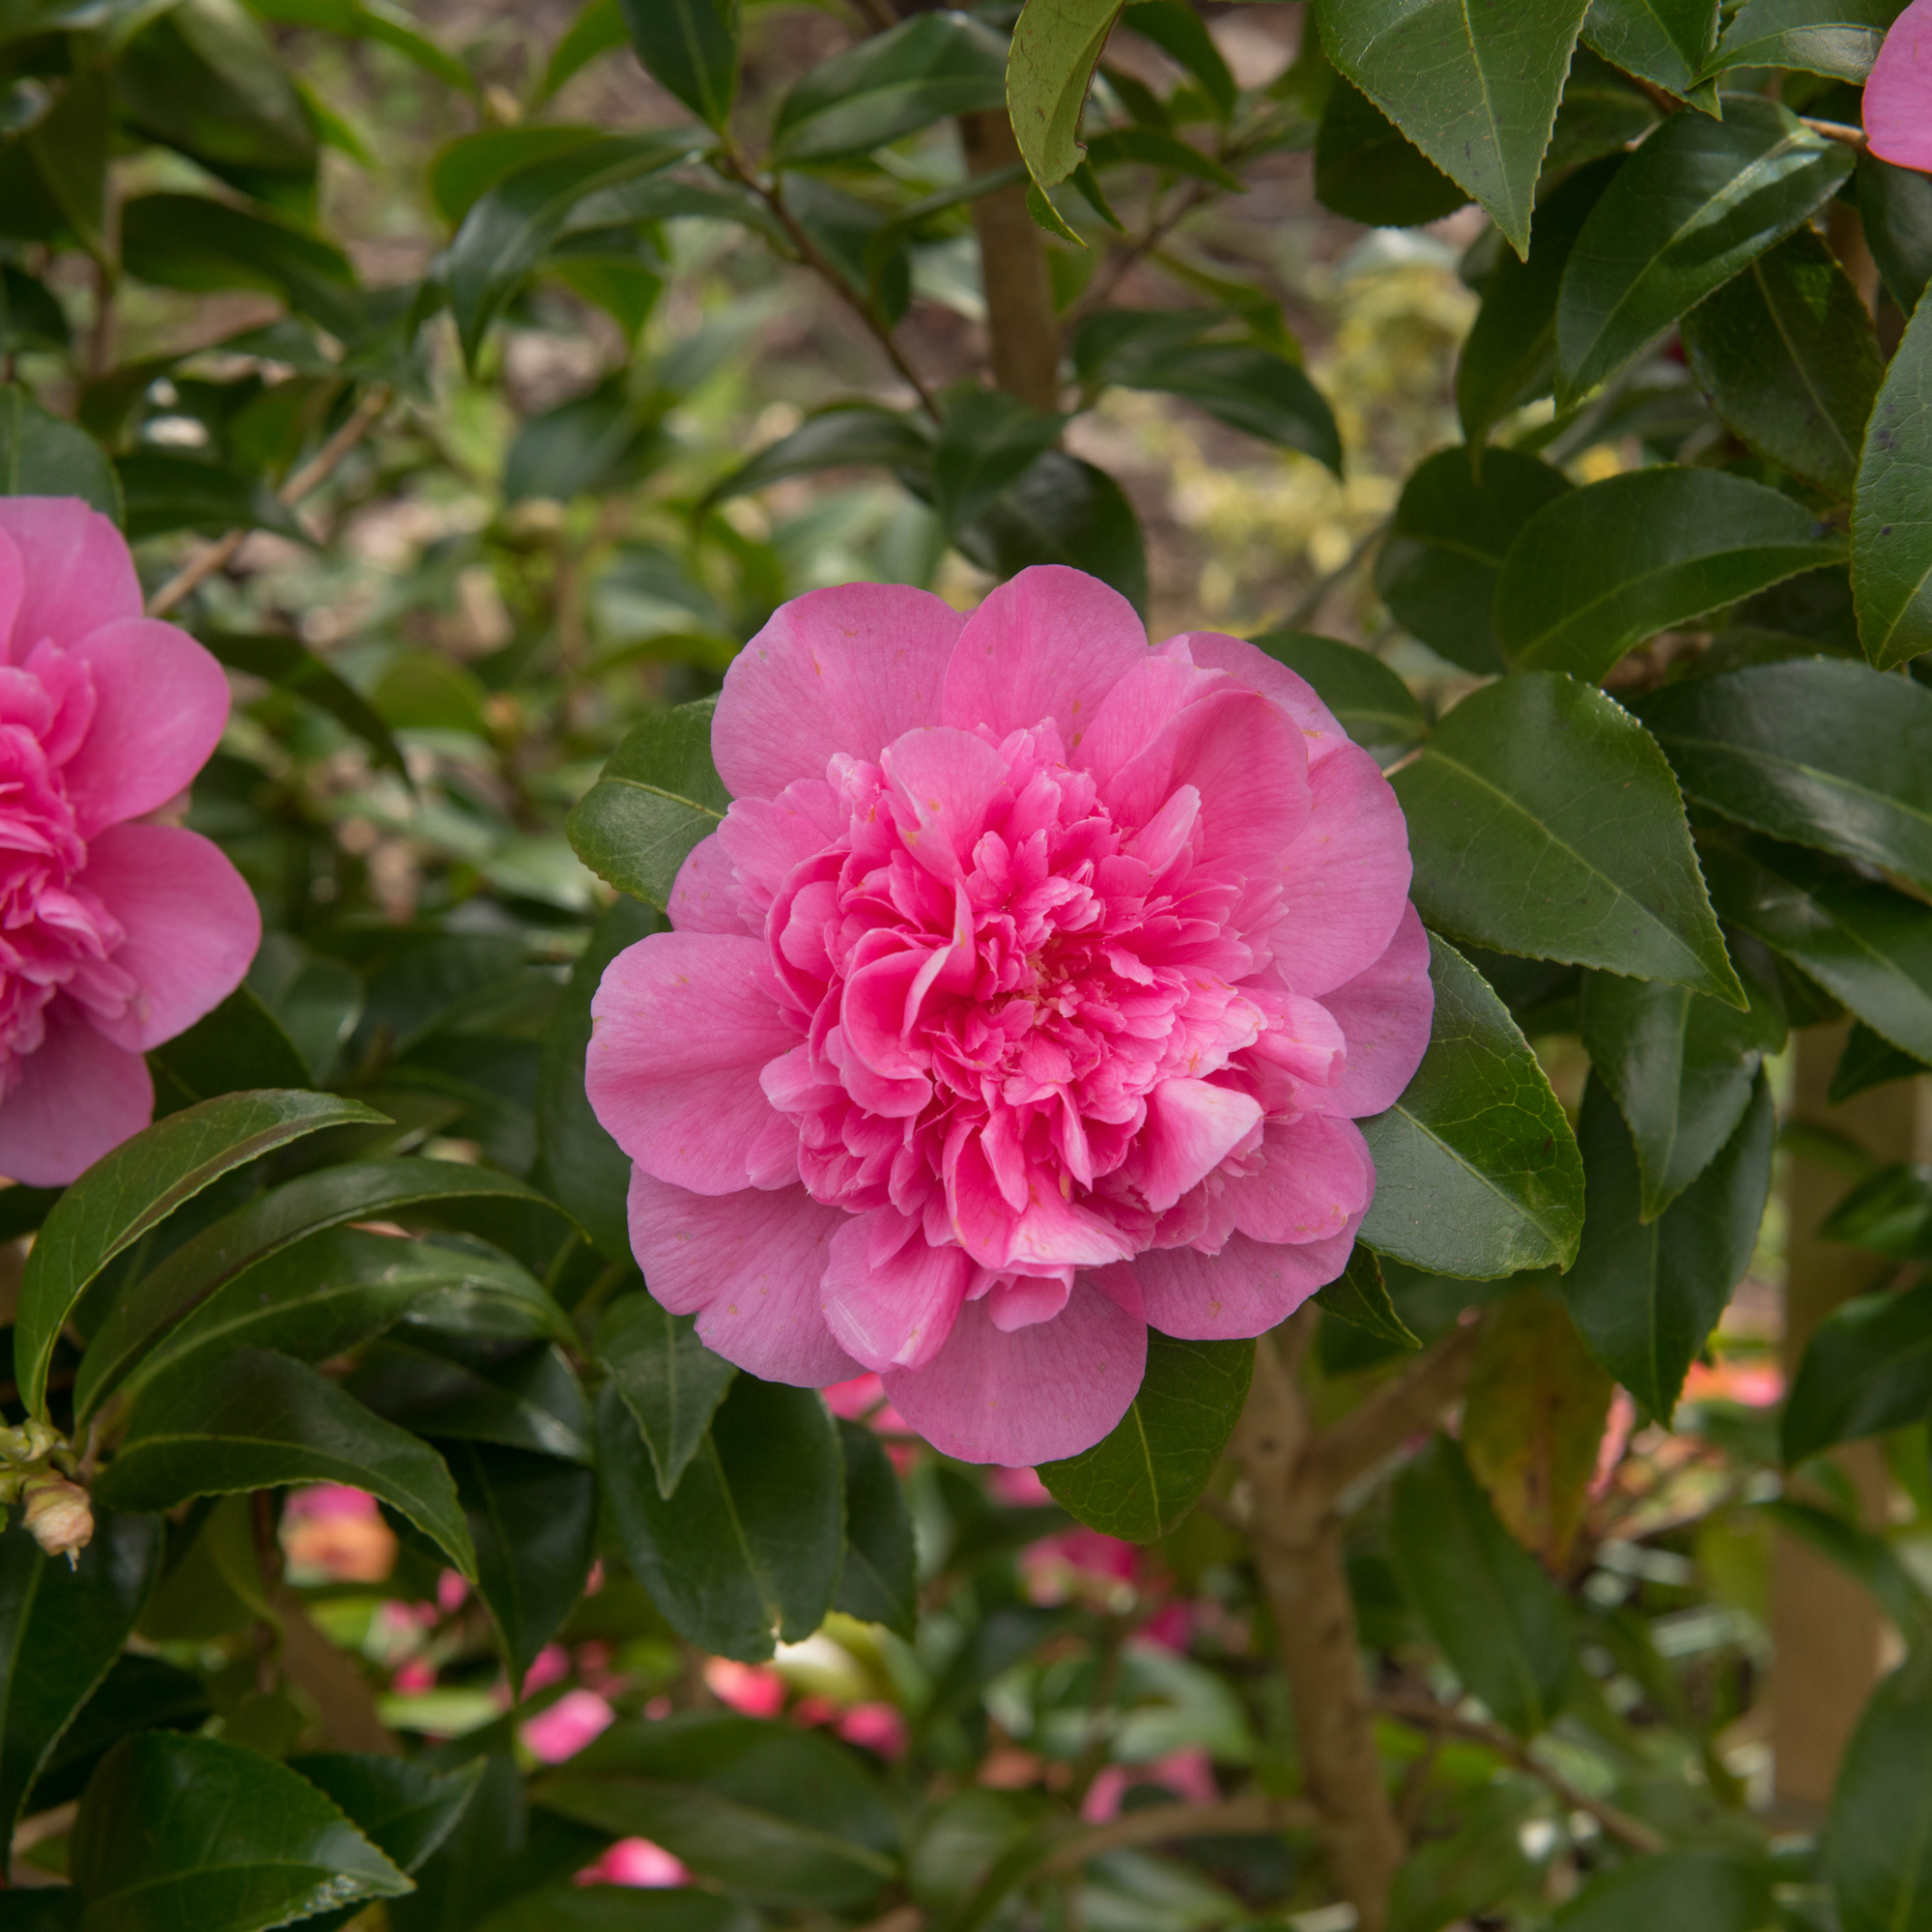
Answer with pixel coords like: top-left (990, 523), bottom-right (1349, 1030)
top-left (1357, 933), bottom-right (1586, 1279)
top-left (71, 1733), bottom-right (411, 1930)
top-left (1315, 0), bottom-right (1590, 254)
top-left (1316, 1241), bottom-right (1422, 1347)
top-left (1314, 76), bottom-right (1468, 228)
top-left (539, 0), bottom-right (626, 101)
top-left (934, 386), bottom-right (1065, 536)
top-left (707, 404), bottom-right (930, 506)
top-left (476, 1889), bottom-right (755, 1932)
top-left (205, 629), bottom-right (408, 778)
top-left (1008, 0), bottom-right (1125, 190)
top-left (1376, 446), bottom-right (1573, 672)
top-left (1550, 1849), bottom-right (1776, 1932)
top-left (1578, 967), bottom-right (1783, 1219)
top-left (597, 1293), bottom-right (736, 1498)
top-left (1392, 674), bottom-right (1743, 1002)
top-left (833, 1420), bottom-right (917, 1640)
top-left (618, 0), bottom-right (738, 127)
top-left (1831, 1020), bottom-right (1927, 1104)
top-left (504, 375), bottom-right (666, 504)
top-left (248, 0), bottom-right (474, 92)
top-left (14, 1089), bottom-right (384, 1417)
top-left (28, 1653), bottom-right (210, 1816)
top-left (1582, 0), bottom-right (1721, 104)
top-left (0, 268), bottom-right (70, 355)
top-left (96, 1348), bottom-right (476, 1577)
top-left (1245, 630), bottom-right (1426, 761)
top-left (0, 1513), bottom-right (159, 1838)
top-left (1855, 283), bottom-right (1932, 669)
top-left (1392, 1434), bottom-right (1570, 1736)
top-left (566, 697), bottom-right (727, 912)
top-left (1387, 1779), bottom-right (1541, 1932)
top-left (429, 126), bottom-right (602, 226)
top-left (1123, 0), bottom-right (1236, 113)
top-left (1636, 659), bottom-right (1932, 890)
top-left (1826, 1652), bottom-right (1932, 1932)
top-left (1822, 1162), bottom-right (1932, 1258)
top-left (1555, 95), bottom-right (1853, 403)
top-left (149, 983), bottom-right (313, 1113)
top-left (1706, 0), bottom-right (1902, 79)
top-left (1545, 49), bottom-right (1669, 176)
top-left (1038, 1332), bottom-right (1254, 1543)
top-left (0, 384), bottom-right (120, 520)
top-left (1562, 1071), bottom-right (1775, 1419)
top-left (290, 1752), bottom-right (484, 1876)
top-left (1111, 339), bottom-right (1342, 472)
top-left (597, 1377), bottom-right (842, 1662)
top-left (352, 1339), bottom-right (592, 1463)
top-left (25, 69), bottom-right (106, 262)
top-left (117, 452), bottom-right (306, 544)
top-left (533, 1713), bottom-right (898, 1908)
top-left (1782, 1278), bottom-right (1932, 1463)
top-left (1493, 467), bottom-right (1846, 682)
top-left (1701, 826), bottom-right (1932, 1061)
top-left (772, 11), bottom-right (1004, 165)
top-left (1860, 153), bottom-right (1932, 315)
top-left (955, 451), bottom-right (1148, 615)
top-left (1680, 228), bottom-right (1883, 498)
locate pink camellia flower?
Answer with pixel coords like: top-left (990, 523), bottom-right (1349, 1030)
top-left (586, 567), bottom-right (1431, 1463)
top-left (0, 497), bottom-right (259, 1185)
top-left (1868, 0), bottom-right (1932, 172)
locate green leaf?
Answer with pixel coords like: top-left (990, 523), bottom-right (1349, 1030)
top-left (1122, 0), bottom-right (1235, 114)
top-left (1037, 1332), bottom-right (1254, 1543)
top-left (1822, 1163), bottom-right (1932, 1259)
top-left (1680, 228), bottom-right (1882, 499)
top-left (539, 0), bottom-right (627, 104)
top-left (1492, 467), bottom-right (1847, 683)
top-left (206, 628), bottom-right (408, 778)
top-left (833, 1420), bottom-right (917, 1640)
top-left (618, 0), bottom-right (738, 127)
top-left (1315, 1241), bottom-right (1422, 1347)
top-left (1855, 282), bottom-right (1932, 670)
top-left (116, 451), bottom-right (306, 544)
top-left (149, 983), bottom-right (313, 1114)
top-left (1376, 446), bottom-right (1573, 673)
top-left (1550, 1849), bottom-right (1776, 1932)
top-left (954, 451), bottom-right (1147, 614)
top-left (934, 385), bottom-right (1066, 536)
top-left (1582, 0), bottom-right (1721, 105)
top-left (1706, 0), bottom-right (1902, 80)
top-left (1546, 48), bottom-right (1673, 172)
top-left (772, 12), bottom-right (1005, 165)
top-left (1763, 1495), bottom-right (1928, 1634)
top-left (1861, 153), bottom-right (1932, 316)
top-left (597, 1293), bottom-right (736, 1499)
top-left (1578, 967), bottom-right (1783, 1220)
top-left (448, 131), bottom-right (710, 365)
top-left (1831, 1020), bottom-right (1927, 1104)
top-left (1245, 630), bottom-right (1426, 761)
top-left (1826, 1652), bottom-right (1932, 1932)
top-left (476, 1890), bottom-right (755, 1932)
top-left (71, 1734), bottom-right (408, 1930)
top-left (1635, 659), bottom-right (1932, 892)
top-left (96, 1347), bottom-right (477, 1578)
top-left (566, 697), bottom-right (728, 911)
top-left (0, 268), bottom-right (71, 355)
top-left (1098, 338), bottom-right (1342, 472)
top-left (1782, 1278), bottom-right (1932, 1464)
top-left (13, 1090), bottom-right (384, 1418)
top-left (1555, 95), bottom-right (1853, 403)
top-left (1392, 674), bottom-right (1744, 1002)
top-left (1315, 0), bottom-right (1590, 256)
top-left (1007, 0), bottom-right (1124, 191)
top-left (26, 68), bottom-right (107, 262)
top-left (0, 1514), bottom-right (160, 1838)
top-left (1314, 76), bottom-right (1468, 228)
top-left (1562, 1071), bottom-right (1775, 1419)
top-left (290, 1752), bottom-right (484, 1877)
top-left (429, 126), bottom-right (602, 226)
top-left (706, 402), bottom-right (932, 505)
top-left (532, 1713), bottom-right (898, 1908)
top-left (1081, 126), bottom-right (1241, 191)
top-left (1389, 1782), bottom-right (1541, 1932)
top-left (1700, 826), bottom-right (1932, 1061)
top-left (503, 374), bottom-right (666, 504)
top-left (0, 384), bottom-right (120, 520)
top-left (1357, 933), bottom-right (1586, 1279)
top-left (352, 1338), bottom-right (592, 1463)
top-left (596, 1377), bottom-right (843, 1662)
top-left (1391, 1434), bottom-right (1570, 1736)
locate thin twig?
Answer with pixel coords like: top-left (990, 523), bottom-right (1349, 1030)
top-left (1067, 182), bottom-right (1212, 324)
top-left (1038, 1790), bottom-right (1317, 1872)
top-left (1303, 1322), bottom-right (1480, 1506)
top-left (146, 384), bottom-right (392, 619)
top-left (1800, 116), bottom-right (1868, 150)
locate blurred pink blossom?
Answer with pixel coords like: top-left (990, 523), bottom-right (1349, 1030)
top-left (578, 1838), bottom-right (692, 1888)
top-left (1081, 1748), bottom-right (1218, 1823)
top-left (523, 1689), bottom-right (615, 1763)
top-left (523, 1645), bottom-right (571, 1696)
top-left (704, 1658), bottom-right (785, 1717)
top-left (838, 1702), bottom-right (908, 1759)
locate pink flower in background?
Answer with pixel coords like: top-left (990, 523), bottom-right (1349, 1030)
top-left (1081, 1748), bottom-right (1218, 1822)
top-left (578, 1839), bottom-right (692, 1889)
top-left (1868, 0), bottom-right (1932, 172)
top-left (703, 1657), bottom-right (786, 1717)
top-left (837, 1702), bottom-right (908, 1759)
top-left (0, 497), bottom-right (259, 1184)
top-left (523, 1688), bottom-right (615, 1763)
top-left (588, 567), bottom-right (1430, 1463)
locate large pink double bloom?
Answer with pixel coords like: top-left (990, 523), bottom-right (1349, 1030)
top-left (0, 497), bottom-right (260, 1186)
top-left (1869, 0), bottom-right (1932, 173)
top-left (586, 568), bottom-right (1432, 1463)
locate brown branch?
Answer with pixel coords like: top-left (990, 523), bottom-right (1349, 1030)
top-left (1039, 1790), bottom-right (1317, 1872)
top-left (146, 384), bottom-right (391, 618)
top-left (1800, 116), bottom-right (1868, 150)
top-left (961, 109), bottom-right (1062, 412)
top-left (1302, 1323), bottom-right (1481, 1505)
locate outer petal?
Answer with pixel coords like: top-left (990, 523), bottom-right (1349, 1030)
top-left (715, 582), bottom-right (962, 800)
top-left (0, 530), bottom-right (22, 659)
top-left (1267, 741), bottom-right (1413, 999)
top-left (63, 618), bottom-right (232, 836)
top-left (1132, 1224), bottom-right (1358, 1341)
top-left (0, 997), bottom-right (154, 1186)
top-left (1221, 1114), bottom-right (1373, 1246)
top-left (714, 780), bottom-right (845, 908)
top-left (587, 933), bottom-right (797, 1195)
top-left (626, 1170), bottom-right (858, 1384)
top-left (1175, 631), bottom-right (1350, 769)
top-left (1319, 901), bottom-right (1435, 1117)
top-left (822, 1212), bottom-right (972, 1371)
top-left (885, 1270), bottom-right (1147, 1463)
top-left (942, 566), bottom-right (1148, 742)
top-left (0, 499), bottom-right (141, 662)
top-left (1868, 0), bottom-right (1932, 171)
top-left (668, 833), bottom-right (757, 935)
top-left (81, 824), bottom-right (262, 1052)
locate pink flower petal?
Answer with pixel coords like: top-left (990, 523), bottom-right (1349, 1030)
top-left (522, 1688), bottom-right (614, 1763)
top-left (1132, 1225), bottom-right (1357, 1340)
top-left (1174, 631), bottom-right (1350, 768)
top-left (714, 779), bottom-right (847, 908)
top-left (79, 824), bottom-right (262, 1052)
top-left (588, 933), bottom-right (797, 1195)
top-left (61, 619), bottom-right (232, 837)
top-left (884, 1269), bottom-right (1147, 1464)
top-left (715, 582), bottom-right (963, 800)
top-left (882, 727), bottom-right (1013, 881)
top-left (1134, 1077), bottom-right (1264, 1214)
top-left (1073, 653), bottom-right (1225, 786)
top-left (0, 499), bottom-right (141, 662)
top-left (1220, 1114), bottom-right (1373, 1246)
top-left (1868, 0), bottom-right (1932, 172)
top-left (668, 833), bottom-right (755, 935)
top-left (0, 996), bottom-right (153, 1185)
top-left (823, 1211), bottom-right (972, 1371)
top-left (1319, 902), bottom-right (1435, 1117)
top-left (0, 531), bottom-right (22, 655)
top-left (943, 565), bottom-right (1148, 742)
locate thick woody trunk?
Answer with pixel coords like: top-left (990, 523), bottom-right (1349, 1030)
top-left (959, 108), bottom-right (1062, 412)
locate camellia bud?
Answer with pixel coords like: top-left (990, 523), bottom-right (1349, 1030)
top-left (22, 1472), bottom-right (94, 1566)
